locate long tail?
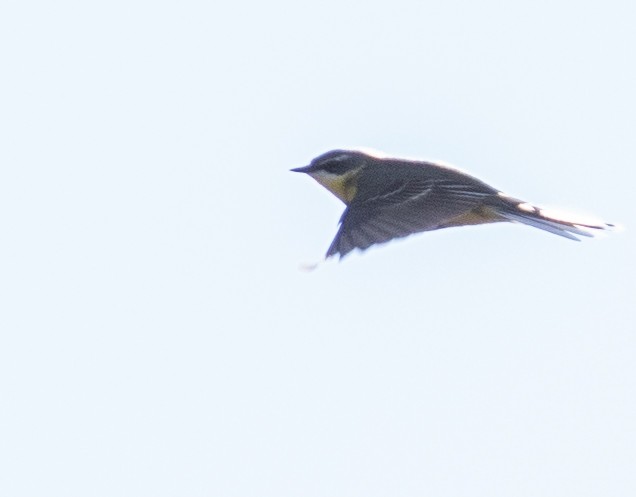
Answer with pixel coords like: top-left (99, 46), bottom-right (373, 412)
top-left (490, 193), bottom-right (615, 241)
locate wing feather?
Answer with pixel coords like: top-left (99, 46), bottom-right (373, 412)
top-left (327, 180), bottom-right (492, 258)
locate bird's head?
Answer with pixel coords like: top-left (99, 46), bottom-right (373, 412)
top-left (291, 149), bottom-right (370, 203)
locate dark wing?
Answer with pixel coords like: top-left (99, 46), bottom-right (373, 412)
top-left (326, 179), bottom-right (492, 258)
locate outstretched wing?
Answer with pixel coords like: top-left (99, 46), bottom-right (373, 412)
top-left (326, 179), bottom-right (493, 258)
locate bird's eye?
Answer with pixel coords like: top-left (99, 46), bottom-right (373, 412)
top-left (316, 153), bottom-right (353, 174)
top-left (321, 161), bottom-right (349, 174)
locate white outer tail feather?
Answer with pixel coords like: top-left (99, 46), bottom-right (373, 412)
top-left (496, 202), bottom-right (615, 241)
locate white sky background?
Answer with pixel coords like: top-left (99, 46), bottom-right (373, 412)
top-left (1, 1), bottom-right (635, 496)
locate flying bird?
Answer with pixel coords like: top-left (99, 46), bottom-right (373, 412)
top-left (292, 149), bottom-right (614, 259)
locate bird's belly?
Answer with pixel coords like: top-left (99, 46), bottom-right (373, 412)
top-left (442, 206), bottom-right (504, 227)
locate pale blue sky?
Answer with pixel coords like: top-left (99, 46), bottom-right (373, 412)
top-left (1, 1), bottom-right (635, 496)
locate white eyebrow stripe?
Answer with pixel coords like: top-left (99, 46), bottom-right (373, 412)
top-left (322, 153), bottom-right (352, 163)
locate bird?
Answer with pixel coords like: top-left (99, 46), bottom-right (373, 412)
top-left (291, 148), bottom-right (615, 260)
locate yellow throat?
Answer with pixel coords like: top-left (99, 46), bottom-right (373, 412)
top-left (309, 169), bottom-right (360, 204)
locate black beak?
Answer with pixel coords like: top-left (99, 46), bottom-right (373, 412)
top-left (290, 165), bottom-right (313, 173)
